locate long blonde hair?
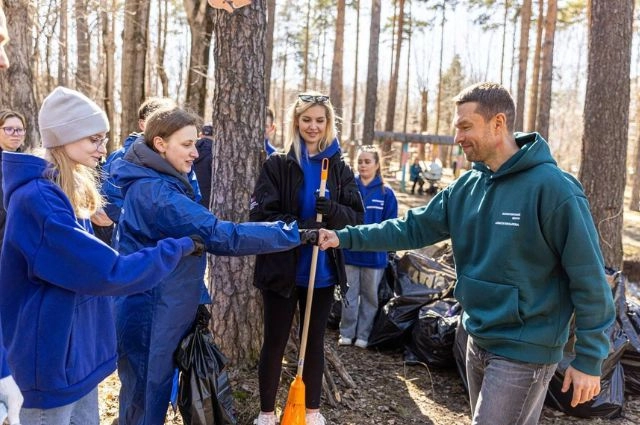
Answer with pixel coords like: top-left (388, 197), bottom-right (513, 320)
top-left (45, 146), bottom-right (103, 219)
top-left (285, 91), bottom-right (338, 163)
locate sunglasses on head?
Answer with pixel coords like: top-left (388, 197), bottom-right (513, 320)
top-left (298, 94), bottom-right (330, 104)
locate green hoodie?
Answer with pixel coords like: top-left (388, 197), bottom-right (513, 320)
top-left (337, 132), bottom-right (615, 376)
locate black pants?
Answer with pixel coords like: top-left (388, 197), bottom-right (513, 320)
top-left (411, 177), bottom-right (424, 194)
top-left (258, 285), bottom-right (334, 411)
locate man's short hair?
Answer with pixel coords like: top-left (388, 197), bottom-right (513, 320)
top-left (266, 107), bottom-right (275, 123)
top-left (453, 82), bottom-right (516, 133)
top-left (138, 97), bottom-right (176, 121)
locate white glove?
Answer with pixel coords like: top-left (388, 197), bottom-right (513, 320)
top-left (0, 375), bottom-right (23, 424)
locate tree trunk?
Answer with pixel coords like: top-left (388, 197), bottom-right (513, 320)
top-left (419, 88), bottom-right (427, 160)
top-left (0, 0), bottom-right (38, 149)
top-left (101, 0), bottom-right (117, 151)
top-left (156, 0), bottom-right (170, 97)
top-left (210, 2), bottom-right (266, 366)
top-left (75, 0), bottom-right (91, 95)
top-left (362, 0), bottom-right (381, 146)
top-left (526, 0), bottom-right (543, 132)
top-left (330, 0), bottom-right (345, 135)
top-left (58, 0), bottom-right (68, 87)
top-left (302, 0), bottom-right (311, 91)
top-left (579, 0), bottom-right (633, 270)
top-left (383, 0), bottom-right (405, 153)
top-left (265, 0), bottom-right (276, 103)
top-left (536, 0), bottom-right (557, 140)
top-left (631, 88), bottom-right (640, 212)
top-left (184, 0), bottom-right (214, 116)
top-left (499, 0), bottom-right (510, 85)
top-left (349, 0), bottom-right (360, 143)
top-left (514, 0), bottom-right (532, 132)
top-left (120, 0), bottom-right (151, 139)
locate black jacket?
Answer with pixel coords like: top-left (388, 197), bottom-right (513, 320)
top-left (250, 148), bottom-right (364, 297)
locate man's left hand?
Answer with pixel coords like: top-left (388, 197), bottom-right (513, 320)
top-left (561, 365), bottom-right (601, 407)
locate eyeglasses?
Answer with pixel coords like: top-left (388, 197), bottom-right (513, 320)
top-left (1, 126), bottom-right (26, 136)
top-left (298, 94), bottom-right (330, 104)
top-left (89, 134), bottom-right (108, 149)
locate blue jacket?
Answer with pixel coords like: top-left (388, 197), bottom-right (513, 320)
top-left (409, 163), bottom-right (422, 181)
top-left (0, 151), bottom-right (195, 409)
top-left (101, 133), bottom-right (140, 222)
top-left (337, 132), bottom-right (616, 376)
top-left (111, 141), bottom-right (301, 424)
top-left (343, 175), bottom-right (398, 269)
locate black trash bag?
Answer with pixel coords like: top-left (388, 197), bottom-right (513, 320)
top-left (378, 254), bottom-right (398, 309)
top-left (545, 358), bottom-right (625, 419)
top-left (326, 287), bottom-right (342, 330)
top-left (368, 294), bottom-right (432, 351)
top-left (406, 299), bottom-right (460, 368)
top-left (453, 320), bottom-right (469, 392)
top-left (175, 306), bottom-right (237, 425)
top-left (621, 298), bottom-right (640, 394)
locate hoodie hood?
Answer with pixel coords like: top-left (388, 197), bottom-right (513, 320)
top-left (472, 132), bottom-right (557, 179)
top-left (2, 152), bottom-right (51, 207)
top-left (112, 141), bottom-right (196, 200)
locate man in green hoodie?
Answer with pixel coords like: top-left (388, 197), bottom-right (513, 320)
top-left (318, 82), bottom-right (615, 425)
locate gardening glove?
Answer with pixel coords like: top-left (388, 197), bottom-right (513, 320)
top-left (0, 374), bottom-right (23, 424)
top-left (315, 195), bottom-right (338, 218)
top-left (299, 229), bottom-right (319, 245)
top-left (190, 235), bottom-right (206, 257)
top-left (298, 218), bottom-right (326, 229)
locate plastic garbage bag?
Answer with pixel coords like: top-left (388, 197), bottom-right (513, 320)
top-left (407, 299), bottom-right (460, 368)
top-left (453, 320), bottom-right (469, 392)
top-left (175, 306), bottom-right (237, 425)
top-left (368, 294), bottom-right (432, 350)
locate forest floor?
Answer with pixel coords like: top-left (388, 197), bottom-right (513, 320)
top-left (97, 169), bottom-right (640, 425)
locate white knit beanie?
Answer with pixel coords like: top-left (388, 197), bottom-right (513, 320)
top-left (39, 86), bottom-right (109, 148)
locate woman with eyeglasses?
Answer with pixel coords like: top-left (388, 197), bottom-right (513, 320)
top-left (250, 91), bottom-right (364, 425)
top-left (109, 106), bottom-right (305, 425)
top-left (339, 146), bottom-right (398, 349)
top-left (0, 109), bottom-right (26, 256)
top-left (0, 87), bottom-right (203, 425)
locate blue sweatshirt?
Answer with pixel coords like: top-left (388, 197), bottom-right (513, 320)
top-left (0, 151), bottom-right (195, 409)
top-left (343, 175), bottom-right (398, 269)
top-left (336, 133), bottom-right (615, 376)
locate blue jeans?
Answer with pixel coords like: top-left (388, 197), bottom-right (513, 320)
top-left (340, 265), bottom-right (384, 342)
top-left (20, 387), bottom-right (98, 425)
top-left (466, 337), bottom-right (557, 425)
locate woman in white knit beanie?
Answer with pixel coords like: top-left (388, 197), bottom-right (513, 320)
top-left (0, 87), bottom-right (200, 425)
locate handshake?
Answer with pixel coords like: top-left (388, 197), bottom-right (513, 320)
top-left (298, 228), bottom-right (339, 249)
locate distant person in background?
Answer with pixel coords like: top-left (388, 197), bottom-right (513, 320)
top-left (409, 157), bottom-right (424, 195)
top-left (264, 107), bottom-right (277, 157)
top-left (0, 7), bottom-right (24, 425)
top-left (194, 122), bottom-right (213, 208)
top-left (1, 86), bottom-right (200, 425)
top-left (0, 110), bottom-right (26, 255)
top-left (339, 145), bottom-right (397, 348)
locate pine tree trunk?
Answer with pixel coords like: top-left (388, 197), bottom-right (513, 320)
top-left (330, 0), bottom-right (345, 135)
top-left (58, 0), bottom-right (68, 87)
top-left (362, 0), bottom-right (381, 146)
top-left (120, 0), bottom-right (150, 138)
top-left (0, 0), bottom-right (38, 149)
top-left (265, 0), bottom-right (276, 102)
top-left (209, 2), bottom-right (266, 366)
top-left (75, 0), bottom-right (91, 95)
top-left (184, 0), bottom-right (214, 117)
top-left (514, 0), bottom-right (532, 132)
top-left (536, 0), bottom-right (557, 140)
top-left (526, 0), bottom-right (543, 132)
top-left (101, 0), bottom-right (117, 151)
top-left (630, 88), bottom-right (640, 212)
top-left (383, 0), bottom-right (405, 153)
top-left (579, 0), bottom-right (634, 270)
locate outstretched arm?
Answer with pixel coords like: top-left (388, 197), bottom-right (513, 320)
top-left (318, 229), bottom-right (340, 250)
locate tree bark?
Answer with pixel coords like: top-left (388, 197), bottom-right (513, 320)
top-left (75, 0), bottom-right (91, 95)
top-left (0, 0), bottom-right (38, 149)
top-left (525, 0), bottom-right (543, 132)
top-left (120, 0), bottom-right (151, 139)
top-left (383, 0), bottom-right (405, 153)
top-left (265, 0), bottom-right (276, 102)
top-left (209, 1), bottom-right (266, 366)
top-left (514, 0), bottom-right (532, 132)
top-left (631, 88), bottom-right (640, 212)
top-left (329, 0), bottom-right (345, 135)
top-left (579, 0), bottom-right (634, 270)
top-left (184, 0), bottom-right (214, 117)
top-left (58, 0), bottom-right (68, 87)
top-left (362, 0), bottom-right (381, 146)
top-left (101, 0), bottom-right (117, 151)
top-left (536, 0), bottom-right (557, 140)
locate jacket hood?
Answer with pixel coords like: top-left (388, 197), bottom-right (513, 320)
top-left (2, 152), bottom-right (50, 207)
top-left (356, 174), bottom-right (383, 191)
top-left (473, 132), bottom-right (557, 179)
top-left (113, 141), bottom-right (194, 199)
top-left (290, 137), bottom-right (341, 164)
top-left (123, 133), bottom-right (143, 151)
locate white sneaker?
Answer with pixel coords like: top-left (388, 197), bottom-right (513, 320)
top-left (354, 339), bottom-right (368, 349)
top-left (338, 336), bottom-right (352, 346)
top-left (253, 412), bottom-right (276, 425)
top-left (306, 412), bottom-right (326, 425)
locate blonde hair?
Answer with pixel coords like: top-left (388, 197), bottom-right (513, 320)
top-left (285, 91), bottom-right (338, 163)
top-left (45, 146), bottom-right (104, 219)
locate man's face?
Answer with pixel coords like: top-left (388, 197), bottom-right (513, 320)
top-left (453, 102), bottom-right (497, 166)
top-left (0, 9), bottom-right (9, 70)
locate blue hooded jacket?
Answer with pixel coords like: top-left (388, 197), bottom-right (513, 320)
top-left (343, 175), bottom-right (398, 269)
top-left (0, 151), bottom-right (195, 409)
top-left (101, 133), bottom-right (141, 222)
top-left (111, 141), bottom-right (300, 424)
